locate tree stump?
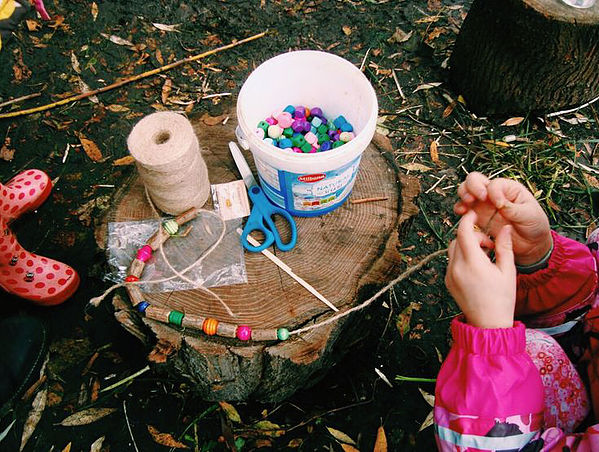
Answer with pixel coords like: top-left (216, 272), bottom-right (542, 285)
top-left (450, 0), bottom-right (599, 115)
top-left (101, 112), bottom-right (418, 402)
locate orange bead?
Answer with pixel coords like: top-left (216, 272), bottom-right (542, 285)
top-left (202, 318), bottom-right (219, 336)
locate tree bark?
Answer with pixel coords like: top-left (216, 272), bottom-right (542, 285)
top-left (450, 0), bottom-right (599, 115)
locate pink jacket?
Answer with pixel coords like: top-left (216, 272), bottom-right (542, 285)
top-left (435, 231), bottom-right (599, 451)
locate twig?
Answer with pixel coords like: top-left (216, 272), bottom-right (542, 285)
top-left (350, 196), bottom-right (389, 204)
top-left (0, 92), bottom-right (41, 109)
top-left (360, 47), bottom-right (371, 72)
top-left (547, 93), bottom-right (599, 118)
top-left (392, 69), bottom-right (406, 101)
top-left (100, 365), bottom-right (150, 393)
top-left (395, 375), bottom-right (437, 383)
top-left (201, 92), bottom-right (232, 100)
top-left (424, 174), bottom-right (446, 194)
top-left (123, 400), bottom-right (140, 452)
top-left (0, 31), bottom-right (268, 119)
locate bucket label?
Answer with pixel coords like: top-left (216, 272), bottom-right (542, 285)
top-left (255, 155), bottom-right (362, 213)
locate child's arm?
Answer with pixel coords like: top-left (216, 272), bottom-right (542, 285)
top-left (435, 318), bottom-right (599, 451)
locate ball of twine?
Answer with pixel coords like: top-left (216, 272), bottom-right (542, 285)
top-left (127, 112), bottom-right (210, 215)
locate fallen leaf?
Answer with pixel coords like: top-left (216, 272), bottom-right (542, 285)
top-left (71, 52), bottom-right (81, 74)
top-left (584, 173), bottom-right (599, 189)
top-left (48, 15), bottom-right (67, 30)
top-left (0, 139), bottom-right (15, 161)
top-left (255, 439), bottom-right (273, 448)
top-left (430, 140), bottom-right (439, 165)
top-left (326, 427), bottom-right (356, 445)
top-left (112, 155), bottom-right (135, 166)
top-left (161, 78), bottom-right (172, 104)
top-left (287, 438), bottom-right (303, 448)
top-left (482, 139), bottom-right (511, 149)
top-left (373, 425), bottom-right (387, 452)
top-left (47, 382), bottom-right (64, 407)
top-left (253, 420), bottom-right (285, 437)
top-left (59, 407), bottom-right (117, 426)
top-left (388, 27), bottom-right (413, 43)
top-left (418, 388), bottom-right (435, 407)
top-left (219, 401), bottom-right (242, 424)
top-left (419, 410), bottom-right (434, 432)
top-left (147, 425), bottom-right (189, 449)
top-left (426, 27), bottom-right (445, 42)
top-left (374, 368), bottom-right (393, 388)
top-left (78, 134), bottom-right (103, 162)
top-left (500, 117), bottom-right (525, 127)
top-left (100, 33), bottom-right (134, 47)
top-left (155, 48), bottom-right (164, 65)
top-left (341, 445), bottom-right (360, 452)
top-left (90, 436), bottom-right (104, 452)
top-left (26, 19), bottom-right (41, 31)
top-left (20, 389), bottom-right (47, 451)
top-left (90, 378), bottom-right (100, 403)
top-left (342, 25), bottom-right (352, 36)
top-left (61, 443), bottom-right (72, 452)
top-left (413, 82), bottom-right (442, 93)
top-left (372, 132), bottom-right (393, 152)
top-left (152, 23), bottom-right (181, 32)
top-left (396, 304), bottom-right (412, 338)
top-left (399, 162), bottom-right (432, 172)
top-left (435, 346), bottom-right (443, 364)
top-left (91, 2), bottom-right (98, 21)
top-left (547, 198), bottom-right (562, 212)
top-left (12, 48), bottom-right (32, 82)
top-left (106, 104), bottom-right (130, 113)
top-left (201, 113), bottom-right (227, 126)
top-left (184, 102), bottom-right (195, 114)
top-left (0, 419), bottom-right (16, 442)
top-left (442, 100), bottom-right (457, 118)
top-left (74, 76), bottom-right (99, 103)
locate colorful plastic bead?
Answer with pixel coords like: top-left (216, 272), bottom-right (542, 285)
top-left (291, 120), bottom-right (305, 133)
top-left (277, 328), bottom-right (290, 341)
top-left (264, 138), bottom-right (275, 146)
top-left (254, 128), bottom-right (265, 139)
top-left (293, 109), bottom-right (305, 119)
top-left (320, 141), bottom-right (332, 151)
top-left (276, 112), bottom-right (293, 128)
top-left (310, 126), bottom-right (317, 134)
top-left (311, 116), bottom-right (322, 128)
top-left (267, 124), bottom-right (283, 139)
top-left (332, 141), bottom-right (344, 149)
top-left (304, 132), bottom-right (317, 145)
top-left (283, 105), bottom-right (295, 114)
top-left (311, 107), bottom-right (323, 117)
top-left (257, 120), bottom-right (269, 132)
top-left (292, 147), bottom-right (303, 153)
top-left (136, 301), bottom-right (150, 313)
top-left (202, 318), bottom-right (219, 336)
top-left (271, 109), bottom-right (283, 119)
top-left (292, 134), bottom-right (306, 147)
top-left (317, 124), bottom-right (328, 134)
top-left (317, 133), bottom-right (329, 144)
top-left (162, 219), bottom-right (179, 235)
top-left (125, 275), bottom-right (140, 282)
top-left (339, 131), bottom-right (353, 142)
top-left (236, 325), bottom-right (252, 341)
top-left (136, 245), bottom-right (153, 262)
top-left (279, 138), bottom-right (293, 149)
top-left (300, 142), bottom-right (312, 153)
top-left (333, 115), bottom-right (347, 128)
top-left (340, 122), bottom-right (353, 132)
top-left (283, 127), bottom-right (294, 137)
top-left (168, 310), bottom-right (185, 327)
top-left (304, 107), bottom-right (311, 118)
top-left (265, 117), bottom-right (276, 125)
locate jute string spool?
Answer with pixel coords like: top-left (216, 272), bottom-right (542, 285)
top-left (127, 112), bottom-right (210, 215)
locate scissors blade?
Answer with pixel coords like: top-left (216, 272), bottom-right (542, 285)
top-left (229, 141), bottom-right (257, 189)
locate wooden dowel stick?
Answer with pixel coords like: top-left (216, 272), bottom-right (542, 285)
top-left (238, 229), bottom-right (338, 312)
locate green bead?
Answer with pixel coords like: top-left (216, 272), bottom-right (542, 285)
top-left (277, 328), bottom-right (290, 341)
top-left (327, 120), bottom-right (336, 131)
top-left (317, 133), bottom-right (330, 144)
top-left (162, 219), bottom-right (179, 235)
top-left (300, 142), bottom-right (312, 153)
top-left (283, 127), bottom-right (294, 137)
top-left (257, 121), bottom-right (269, 132)
top-left (168, 310), bottom-right (185, 326)
top-left (292, 135), bottom-right (306, 147)
top-left (317, 124), bottom-right (328, 134)
top-left (332, 141), bottom-right (344, 148)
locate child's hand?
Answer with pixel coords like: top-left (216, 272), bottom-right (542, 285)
top-left (454, 172), bottom-right (552, 266)
top-left (446, 210), bottom-right (517, 329)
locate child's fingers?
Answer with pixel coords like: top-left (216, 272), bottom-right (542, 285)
top-left (456, 210), bottom-right (484, 259)
top-left (494, 224), bottom-right (515, 276)
top-left (453, 201), bottom-right (468, 215)
top-left (458, 172), bottom-right (490, 202)
top-left (487, 178), bottom-right (530, 209)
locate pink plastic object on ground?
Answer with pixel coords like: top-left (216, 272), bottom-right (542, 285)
top-left (32, 0), bottom-right (51, 20)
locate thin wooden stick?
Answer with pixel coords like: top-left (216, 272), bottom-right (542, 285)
top-left (350, 196), bottom-right (389, 205)
top-left (0, 31), bottom-right (268, 120)
top-left (0, 92), bottom-right (41, 109)
top-left (239, 229), bottom-right (339, 312)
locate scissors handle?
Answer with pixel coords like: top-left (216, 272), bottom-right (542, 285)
top-left (241, 185), bottom-right (297, 253)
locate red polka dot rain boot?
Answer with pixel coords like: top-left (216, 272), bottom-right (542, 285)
top-left (0, 217), bottom-right (79, 306)
top-left (0, 169), bottom-right (52, 222)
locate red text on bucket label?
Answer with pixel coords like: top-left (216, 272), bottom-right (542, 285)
top-left (298, 174), bottom-right (326, 183)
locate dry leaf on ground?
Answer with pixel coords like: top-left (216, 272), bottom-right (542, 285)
top-left (342, 25), bottom-right (352, 35)
top-left (100, 33), bottom-right (134, 47)
top-left (59, 407), bottom-right (117, 426)
top-left (388, 27), bottom-right (413, 43)
top-left (71, 52), bottom-right (81, 74)
top-left (413, 82), bottom-right (442, 93)
top-left (373, 425), bottom-right (387, 452)
top-left (419, 410), bottom-right (434, 432)
top-left (399, 162), bottom-right (432, 172)
top-left (219, 401), bottom-right (242, 423)
top-left (430, 140), bottom-right (439, 164)
top-left (500, 117), bottom-right (524, 127)
top-left (61, 443), bottom-right (71, 452)
top-left (91, 2), bottom-right (98, 20)
top-left (112, 155), bottom-right (135, 166)
top-left (253, 420), bottom-right (285, 437)
top-left (341, 444), bottom-right (360, 452)
top-left (147, 425), bottom-right (189, 449)
top-left (106, 104), bottom-right (130, 113)
top-left (418, 388), bottom-right (435, 407)
top-left (26, 19), bottom-right (41, 31)
top-left (152, 23), bottom-right (181, 32)
top-left (20, 388), bottom-right (47, 451)
top-left (326, 427), bottom-right (356, 445)
top-left (0, 137), bottom-right (15, 161)
top-left (201, 113), bottom-right (227, 126)
top-left (161, 78), bottom-right (172, 104)
top-left (78, 134), bottom-right (103, 162)
top-left (90, 436), bottom-right (104, 452)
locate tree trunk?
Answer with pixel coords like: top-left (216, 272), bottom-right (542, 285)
top-left (450, 0), bottom-right (599, 115)
top-left (98, 112), bottom-right (419, 402)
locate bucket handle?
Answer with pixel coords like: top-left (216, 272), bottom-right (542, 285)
top-left (235, 126), bottom-right (250, 151)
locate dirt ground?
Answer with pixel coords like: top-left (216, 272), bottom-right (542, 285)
top-left (0, 0), bottom-right (598, 451)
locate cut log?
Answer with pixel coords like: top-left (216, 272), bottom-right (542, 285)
top-left (450, 0), bottom-right (599, 115)
top-left (100, 114), bottom-right (418, 402)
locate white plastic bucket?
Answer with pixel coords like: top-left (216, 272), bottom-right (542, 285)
top-left (236, 50), bottom-right (378, 217)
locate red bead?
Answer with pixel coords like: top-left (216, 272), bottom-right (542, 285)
top-left (136, 245), bottom-right (152, 262)
top-left (125, 275), bottom-right (139, 282)
top-left (236, 325), bottom-right (252, 341)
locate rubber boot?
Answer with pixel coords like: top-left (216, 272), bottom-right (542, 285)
top-left (0, 169), bottom-right (52, 223)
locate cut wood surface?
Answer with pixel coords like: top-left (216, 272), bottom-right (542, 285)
top-left (450, 0), bottom-right (599, 115)
top-left (104, 112), bottom-right (418, 401)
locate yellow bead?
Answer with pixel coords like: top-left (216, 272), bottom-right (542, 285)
top-left (202, 318), bottom-right (219, 336)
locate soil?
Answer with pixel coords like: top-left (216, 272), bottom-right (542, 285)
top-left (0, 0), bottom-right (597, 451)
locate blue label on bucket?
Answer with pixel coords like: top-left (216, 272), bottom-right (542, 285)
top-left (255, 155), bottom-right (362, 215)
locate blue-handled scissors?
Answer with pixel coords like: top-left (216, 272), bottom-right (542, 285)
top-left (229, 142), bottom-right (298, 253)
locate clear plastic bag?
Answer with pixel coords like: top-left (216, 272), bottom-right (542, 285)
top-left (105, 213), bottom-right (247, 293)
